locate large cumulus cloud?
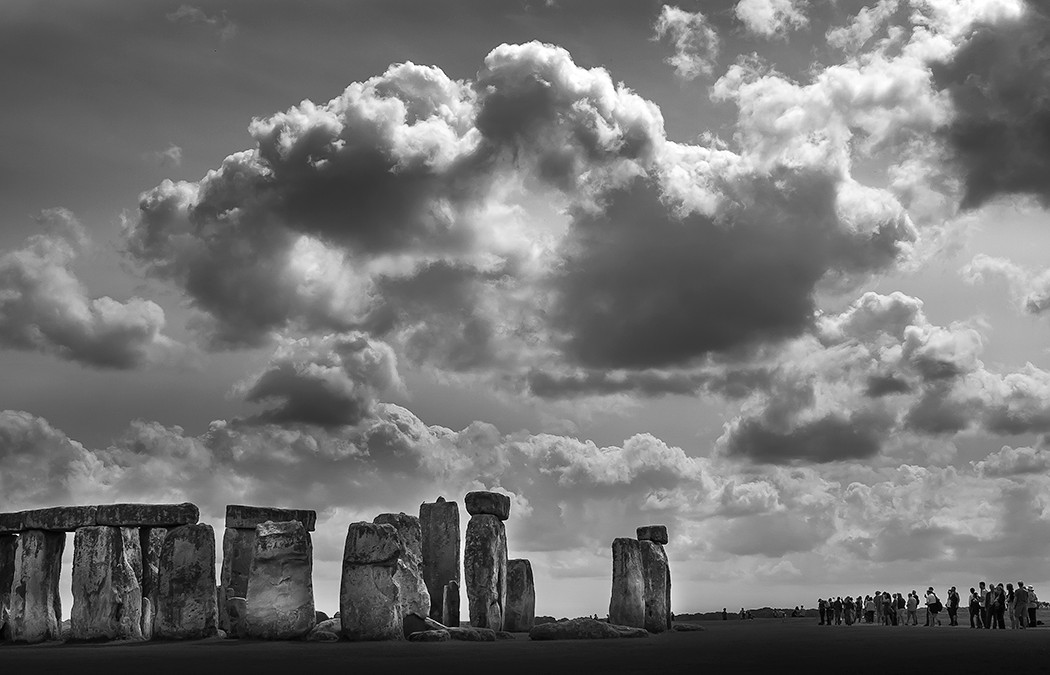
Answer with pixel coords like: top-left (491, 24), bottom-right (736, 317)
top-left (0, 208), bottom-right (177, 368)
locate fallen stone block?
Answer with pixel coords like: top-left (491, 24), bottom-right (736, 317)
top-left (70, 526), bottom-right (143, 641)
top-left (155, 523), bottom-right (218, 640)
top-left (225, 505), bottom-right (316, 531)
top-left (340, 522), bottom-right (403, 641)
top-left (8, 529), bottom-right (65, 643)
top-left (464, 491), bottom-right (511, 520)
top-left (496, 630), bottom-right (515, 640)
top-left (464, 513), bottom-right (507, 630)
top-left (529, 618), bottom-right (649, 640)
top-left (245, 520), bottom-right (315, 640)
top-left (375, 512), bottom-right (430, 620)
top-left (672, 623), bottom-right (705, 631)
top-left (95, 503), bottom-right (199, 528)
top-left (22, 506), bottom-right (97, 532)
top-left (447, 625), bottom-right (497, 641)
top-left (636, 525), bottom-right (668, 545)
top-left (409, 628), bottom-right (451, 642)
top-left (504, 558), bottom-right (535, 632)
top-left (420, 497), bottom-right (460, 623)
top-left (609, 538), bottom-right (645, 629)
top-left (306, 618), bottom-right (342, 642)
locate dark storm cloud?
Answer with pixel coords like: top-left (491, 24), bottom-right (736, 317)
top-left (0, 209), bottom-right (177, 368)
top-left (724, 410), bottom-right (888, 464)
top-left (934, 2), bottom-right (1050, 209)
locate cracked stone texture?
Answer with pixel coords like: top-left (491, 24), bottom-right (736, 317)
top-left (464, 514), bottom-right (507, 630)
top-left (504, 558), bottom-right (535, 632)
top-left (70, 526), bottom-right (143, 641)
top-left (340, 522), bottom-right (402, 641)
top-left (245, 520), bottom-right (315, 640)
top-left (374, 512), bottom-right (430, 620)
top-left (639, 540), bottom-right (669, 634)
top-left (155, 524), bottom-right (218, 640)
top-left (609, 537), bottom-right (645, 629)
top-left (419, 497), bottom-right (460, 622)
top-left (8, 529), bottom-right (65, 643)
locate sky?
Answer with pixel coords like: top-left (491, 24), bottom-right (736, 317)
top-left (3, 0), bottom-right (1050, 619)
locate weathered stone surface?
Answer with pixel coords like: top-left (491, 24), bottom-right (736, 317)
top-left (306, 618), bottom-right (341, 642)
top-left (609, 538), bottom-right (645, 629)
top-left (464, 491), bottom-right (511, 520)
top-left (227, 597), bottom-right (247, 638)
top-left (95, 503), bottom-right (199, 528)
top-left (0, 513), bottom-right (24, 535)
top-left (529, 618), bottom-right (649, 640)
top-left (0, 534), bottom-right (16, 640)
top-left (665, 564), bottom-right (672, 630)
top-left (375, 512), bottom-right (430, 620)
top-left (8, 529), bottom-right (65, 643)
top-left (219, 526), bottom-right (255, 635)
top-left (403, 611), bottom-right (445, 637)
top-left (420, 497), bottom-right (460, 622)
top-left (155, 523), bottom-right (218, 640)
top-left (340, 522), bottom-right (402, 641)
top-left (245, 520), bottom-right (315, 640)
top-left (464, 514), bottom-right (507, 630)
top-left (672, 622), bottom-right (704, 631)
top-left (636, 525), bottom-right (668, 545)
top-left (638, 540), bottom-right (669, 634)
top-left (70, 526), bottom-right (143, 641)
top-left (442, 580), bottom-right (460, 627)
top-left (343, 521), bottom-right (401, 565)
top-left (504, 559), bottom-right (535, 632)
top-left (225, 505), bottom-right (316, 532)
top-left (22, 506), bottom-right (97, 532)
top-left (409, 628), bottom-right (450, 642)
top-left (140, 527), bottom-right (165, 639)
top-left (447, 625), bottom-right (497, 641)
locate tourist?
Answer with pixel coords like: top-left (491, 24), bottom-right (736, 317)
top-left (874, 590), bottom-right (883, 625)
top-left (833, 596), bottom-right (843, 625)
top-left (906, 592), bottom-right (919, 625)
top-left (843, 596), bottom-right (854, 625)
top-left (818, 598), bottom-right (827, 625)
top-left (855, 596), bottom-right (863, 623)
top-left (896, 592), bottom-right (906, 626)
top-left (722, 607), bottom-right (728, 621)
top-left (992, 583), bottom-right (1006, 629)
top-left (969, 587), bottom-right (983, 628)
top-left (882, 592), bottom-right (893, 625)
top-left (946, 586), bottom-right (960, 626)
top-left (1014, 582), bottom-right (1028, 629)
top-left (865, 595), bottom-right (876, 624)
top-left (925, 587), bottom-right (941, 626)
top-left (980, 581), bottom-right (991, 629)
top-left (1027, 586), bottom-right (1038, 628)
top-left (1007, 583), bottom-right (1017, 629)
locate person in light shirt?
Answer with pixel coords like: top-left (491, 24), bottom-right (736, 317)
top-left (925, 587), bottom-right (942, 626)
top-left (906, 591), bottom-right (919, 625)
top-left (1027, 586), bottom-right (1038, 628)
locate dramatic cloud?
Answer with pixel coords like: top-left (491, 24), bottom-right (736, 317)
top-left (932, 1), bottom-right (1050, 208)
top-left (235, 332), bottom-right (403, 427)
top-left (826, 0), bottom-right (900, 53)
top-left (734, 0), bottom-right (808, 38)
top-left (0, 209), bottom-right (177, 368)
top-left (165, 4), bottom-right (236, 40)
top-left (962, 254), bottom-right (1050, 315)
top-left (973, 444), bottom-right (1050, 478)
top-left (653, 5), bottom-right (720, 81)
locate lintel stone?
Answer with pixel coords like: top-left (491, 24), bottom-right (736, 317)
top-left (225, 505), bottom-right (316, 531)
top-left (95, 503), bottom-right (199, 528)
top-left (21, 506), bottom-right (98, 532)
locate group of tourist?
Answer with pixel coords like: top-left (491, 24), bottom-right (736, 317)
top-left (816, 582), bottom-right (1039, 628)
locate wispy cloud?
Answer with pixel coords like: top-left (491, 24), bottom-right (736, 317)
top-left (166, 4), bottom-right (237, 40)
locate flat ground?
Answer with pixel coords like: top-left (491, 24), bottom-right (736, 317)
top-left (3, 619), bottom-right (1049, 675)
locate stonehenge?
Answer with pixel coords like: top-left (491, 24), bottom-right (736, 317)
top-left (374, 512), bottom-right (431, 633)
top-left (340, 521), bottom-right (404, 641)
top-left (245, 520), bottom-right (315, 640)
top-left (9, 530), bottom-right (65, 643)
top-left (70, 526), bottom-right (143, 641)
top-left (0, 533), bottom-right (16, 640)
top-left (608, 525), bottom-right (673, 632)
top-left (464, 491), bottom-right (509, 630)
top-left (609, 538), bottom-right (645, 629)
top-left (505, 558), bottom-right (535, 632)
top-left (155, 523), bottom-right (218, 639)
top-left (419, 496), bottom-right (460, 624)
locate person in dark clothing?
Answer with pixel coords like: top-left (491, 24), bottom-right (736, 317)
top-left (722, 608), bottom-right (728, 621)
top-left (833, 597), bottom-right (843, 625)
top-left (818, 598), bottom-right (826, 625)
top-left (969, 587), bottom-right (983, 628)
top-left (947, 587), bottom-right (960, 626)
top-left (980, 581), bottom-right (991, 629)
top-left (994, 584), bottom-right (1007, 629)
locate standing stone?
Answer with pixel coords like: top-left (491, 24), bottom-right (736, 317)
top-left (219, 526), bottom-right (255, 635)
top-left (8, 530), bottom-right (65, 643)
top-left (340, 522), bottom-right (403, 641)
top-left (155, 523), bottom-right (218, 640)
top-left (374, 512), bottom-right (430, 621)
top-left (665, 565), bottom-right (672, 630)
top-left (419, 497), bottom-right (460, 622)
top-left (464, 491), bottom-right (511, 520)
top-left (442, 580), bottom-right (460, 627)
top-left (70, 526), bottom-right (143, 641)
top-left (636, 525), bottom-right (668, 545)
top-left (0, 534), bottom-right (16, 640)
top-left (638, 540), bottom-right (669, 634)
top-left (245, 520), bottom-right (315, 640)
top-left (608, 538), bottom-right (644, 629)
top-left (464, 512), bottom-right (507, 630)
top-left (504, 559), bottom-right (535, 632)
top-left (139, 527), bottom-right (165, 639)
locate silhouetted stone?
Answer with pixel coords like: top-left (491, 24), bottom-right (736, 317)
top-left (636, 525), bottom-right (668, 545)
top-left (225, 505), bottom-right (316, 531)
top-left (22, 506), bottom-right (97, 532)
top-left (0, 534), bottom-right (16, 640)
top-left (402, 611), bottom-right (445, 638)
top-left (529, 618), bottom-right (649, 640)
top-left (95, 503), bottom-right (199, 528)
top-left (375, 512), bottom-right (430, 619)
top-left (8, 530), bottom-right (65, 643)
top-left (639, 540), bottom-right (669, 634)
top-left (155, 523), bottom-right (218, 640)
top-left (447, 625), bottom-right (497, 641)
top-left (227, 597), bottom-right (247, 638)
top-left (245, 520), bottom-right (315, 640)
top-left (306, 617), bottom-right (341, 642)
top-left (609, 538), bottom-right (645, 629)
top-left (464, 491), bottom-right (511, 520)
top-left (340, 522), bottom-right (402, 641)
top-left (442, 580), bottom-right (461, 627)
top-left (70, 526), bottom-right (143, 641)
top-left (465, 513), bottom-right (507, 630)
top-left (139, 527), bottom-right (165, 639)
top-left (409, 628), bottom-right (450, 642)
top-left (504, 559), bottom-right (535, 632)
top-left (219, 526), bottom-right (255, 635)
top-left (315, 610), bottom-right (329, 623)
top-left (420, 497), bottom-right (460, 623)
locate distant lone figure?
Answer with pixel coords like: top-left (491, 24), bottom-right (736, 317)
top-left (723, 608), bottom-right (728, 621)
